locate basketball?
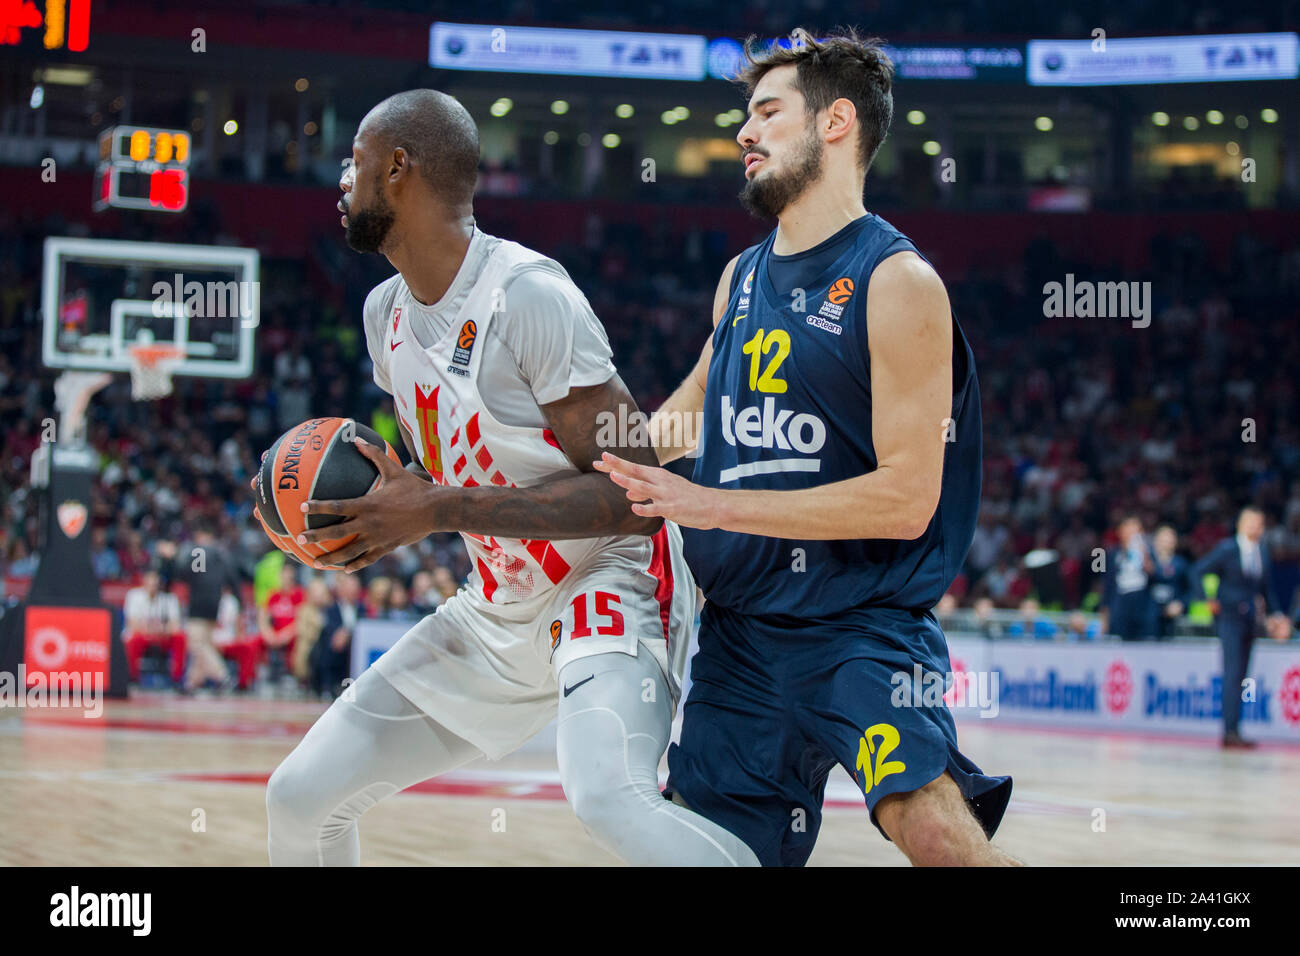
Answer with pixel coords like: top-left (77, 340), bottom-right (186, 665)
top-left (253, 417), bottom-right (401, 567)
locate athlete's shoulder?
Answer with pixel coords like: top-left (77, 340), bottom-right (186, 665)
top-left (362, 272), bottom-right (405, 326)
top-left (728, 235), bottom-right (773, 296)
top-left (487, 236), bottom-right (576, 292)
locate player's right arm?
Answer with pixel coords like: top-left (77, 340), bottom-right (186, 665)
top-left (650, 254), bottom-right (738, 464)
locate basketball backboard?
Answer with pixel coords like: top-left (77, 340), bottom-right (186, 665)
top-left (42, 237), bottom-right (258, 379)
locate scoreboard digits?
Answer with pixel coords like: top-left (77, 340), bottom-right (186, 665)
top-left (94, 125), bottom-right (191, 213)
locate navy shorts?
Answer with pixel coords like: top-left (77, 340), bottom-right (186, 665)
top-left (666, 602), bottom-right (1012, 867)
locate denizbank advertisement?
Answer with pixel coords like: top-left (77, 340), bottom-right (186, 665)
top-left (945, 636), bottom-right (1300, 742)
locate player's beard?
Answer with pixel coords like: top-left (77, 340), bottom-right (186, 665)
top-left (739, 124), bottom-right (824, 219)
top-left (345, 182), bottom-right (397, 254)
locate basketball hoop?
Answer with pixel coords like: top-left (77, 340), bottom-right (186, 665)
top-left (128, 344), bottom-right (183, 400)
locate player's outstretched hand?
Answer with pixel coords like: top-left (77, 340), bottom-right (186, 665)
top-left (297, 438), bottom-right (432, 573)
top-left (594, 452), bottom-right (720, 531)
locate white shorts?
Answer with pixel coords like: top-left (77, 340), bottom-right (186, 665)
top-left (370, 523), bottom-right (695, 760)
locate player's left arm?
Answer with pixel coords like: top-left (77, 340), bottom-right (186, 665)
top-left (295, 379), bottom-right (662, 571)
top-left (596, 252), bottom-right (953, 540)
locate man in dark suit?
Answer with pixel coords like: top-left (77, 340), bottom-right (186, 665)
top-left (1192, 507), bottom-right (1293, 748)
top-left (1103, 515), bottom-right (1156, 641)
top-left (311, 574), bottom-right (364, 698)
top-left (1149, 525), bottom-right (1191, 641)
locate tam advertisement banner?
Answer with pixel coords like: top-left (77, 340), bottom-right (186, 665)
top-left (1028, 32), bottom-right (1299, 86)
top-left (431, 22), bottom-right (706, 80)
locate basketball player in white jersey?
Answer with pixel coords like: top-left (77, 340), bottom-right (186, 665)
top-left (263, 90), bottom-right (758, 866)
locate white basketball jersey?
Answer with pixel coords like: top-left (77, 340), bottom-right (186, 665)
top-left (378, 239), bottom-right (640, 605)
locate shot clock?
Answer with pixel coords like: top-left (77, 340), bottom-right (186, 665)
top-left (93, 126), bottom-right (191, 213)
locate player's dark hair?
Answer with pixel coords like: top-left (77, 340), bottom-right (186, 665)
top-left (368, 89), bottom-right (479, 205)
top-left (737, 27), bottom-right (894, 175)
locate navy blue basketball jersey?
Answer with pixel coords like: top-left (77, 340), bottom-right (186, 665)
top-left (681, 214), bottom-right (981, 618)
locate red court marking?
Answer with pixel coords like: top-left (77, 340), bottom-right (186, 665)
top-left (17, 714), bottom-right (314, 737)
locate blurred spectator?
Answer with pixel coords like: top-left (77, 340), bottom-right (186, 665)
top-left (384, 580), bottom-right (421, 622)
top-left (1149, 525), bottom-right (1191, 640)
top-left (122, 568), bottom-right (185, 687)
top-left (293, 578), bottom-right (333, 684)
top-left (313, 574), bottom-right (363, 698)
top-left (1103, 515), bottom-right (1156, 641)
top-left (259, 563), bottom-right (305, 681)
top-left (364, 576), bottom-right (392, 618)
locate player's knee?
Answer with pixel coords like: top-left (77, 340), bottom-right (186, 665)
top-left (265, 754), bottom-right (318, 828)
top-left (558, 711), bottom-right (657, 840)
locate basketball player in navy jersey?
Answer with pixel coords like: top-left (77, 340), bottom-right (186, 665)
top-left (596, 29), bottom-right (1017, 865)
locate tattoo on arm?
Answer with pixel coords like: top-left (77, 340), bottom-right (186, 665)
top-left (432, 376), bottom-right (663, 540)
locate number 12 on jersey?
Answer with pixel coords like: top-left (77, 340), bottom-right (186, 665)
top-left (741, 328), bottom-right (790, 394)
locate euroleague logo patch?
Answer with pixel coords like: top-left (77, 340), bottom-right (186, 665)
top-left (809, 275), bottom-right (855, 334)
top-left (453, 319), bottom-right (478, 366)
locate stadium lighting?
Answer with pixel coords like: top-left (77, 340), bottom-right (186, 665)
top-left (550, 100), bottom-right (570, 115)
top-left (543, 130), bottom-right (559, 145)
top-left (223, 120), bottom-right (238, 135)
top-left (906, 110), bottom-right (925, 125)
top-left (1183, 116), bottom-right (1200, 131)
top-left (1205, 110), bottom-right (1224, 125)
top-left (601, 133), bottom-right (620, 148)
top-left (1152, 111), bottom-right (1170, 126)
top-left (672, 106), bottom-right (690, 120)
top-left (295, 78), bottom-right (309, 92)
top-left (1261, 108), bottom-right (1279, 123)
top-left (577, 132), bottom-right (591, 146)
top-left (490, 98), bottom-right (513, 117)
top-left (727, 108), bottom-right (745, 123)
top-left (1226, 141), bottom-right (1240, 156)
top-left (615, 103), bottom-right (634, 118)
top-left (714, 113), bottom-right (733, 127)
top-left (661, 110), bottom-right (679, 125)
top-left (1235, 114), bottom-right (1249, 129)
top-left (30, 85), bottom-right (44, 109)
top-left (922, 140), bottom-right (941, 156)
top-left (1034, 116), bottom-right (1053, 131)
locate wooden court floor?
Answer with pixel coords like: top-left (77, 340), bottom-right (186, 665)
top-left (2, 693), bottom-right (1298, 866)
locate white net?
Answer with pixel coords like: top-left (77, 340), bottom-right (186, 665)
top-left (128, 345), bottom-right (183, 400)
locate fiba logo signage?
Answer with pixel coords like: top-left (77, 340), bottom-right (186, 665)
top-left (1104, 659), bottom-right (1134, 715)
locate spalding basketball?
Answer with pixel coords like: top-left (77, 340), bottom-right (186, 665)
top-left (253, 417), bottom-right (401, 567)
